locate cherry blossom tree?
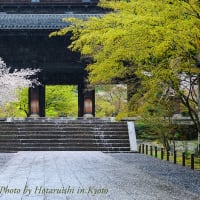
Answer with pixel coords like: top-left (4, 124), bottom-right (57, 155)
top-left (0, 57), bottom-right (40, 106)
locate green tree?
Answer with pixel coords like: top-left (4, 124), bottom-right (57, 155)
top-left (52, 0), bottom-right (200, 81)
top-left (45, 85), bottom-right (77, 117)
top-left (16, 88), bottom-right (29, 117)
top-left (95, 85), bottom-right (127, 117)
top-left (51, 0), bottom-right (200, 135)
top-left (0, 88), bottom-right (28, 117)
top-left (137, 95), bottom-right (181, 150)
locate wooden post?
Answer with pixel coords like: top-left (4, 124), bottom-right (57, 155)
top-left (161, 148), bottom-right (164, 160)
top-left (139, 144), bottom-right (141, 153)
top-left (191, 154), bottom-right (194, 170)
top-left (150, 146), bottom-right (153, 156)
top-left (182, 152), bottom-right (185, 166)
top-left (167, 151), bottom-right (170, 161)
top-left (155, 146), bottom-right (157, 158)
top-left (146, 145), bottom-right (148, 155)
top-left (174, 150), bottom-right (177, 164)
top-left (142, 144), bottom-right (144, 154)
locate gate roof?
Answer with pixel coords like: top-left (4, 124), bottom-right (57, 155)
top-left (0, 13), bottom-right (101, 30)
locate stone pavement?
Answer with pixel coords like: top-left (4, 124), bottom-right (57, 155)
top-left (0, 152), bottom-right (199, 200)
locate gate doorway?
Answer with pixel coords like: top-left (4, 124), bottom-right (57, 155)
top-left (45, 85), bottom-right (78, 118)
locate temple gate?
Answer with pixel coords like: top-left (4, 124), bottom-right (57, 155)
top-left (0, 0), bottom-right (103, 117)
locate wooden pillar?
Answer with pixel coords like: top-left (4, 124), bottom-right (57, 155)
top-left (78, 83), bottom-right (95, 117)
top-left (28, 85), bottom-right (45, 117)
top-left (83, 87), bottom-right (95, 117)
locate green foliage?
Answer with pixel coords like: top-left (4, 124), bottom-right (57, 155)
top-left (115, 111), bottom-right (129, 121)
top-left (53, 0), bottom-right (200, 109)
top-left (135, 122), bottom-right (154, 140)
top-left (0, 104), bottom-right (26, 117)
top-left (0, 88), bottom-right (28, 117)
top-left (0, 86), bottom-right (78, 117)
top-left (45, 85), bottom-right (78, 117)
top-left (52, 0), bottom-right (200, 84)
top-left (51, 0), bottom-right (200, 139)
top-left (138, 115), bottom-right (177, 150)
top-left (16, 88), bottom-right (29, 116)
top-left (95, 84), bottom-right (127, 117)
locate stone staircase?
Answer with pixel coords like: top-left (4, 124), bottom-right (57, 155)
top-left (0, 119), bottom-right (130, 152)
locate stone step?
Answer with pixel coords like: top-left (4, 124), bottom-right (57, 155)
top-left (0, 120), bottom-right (131, 152)
top-left (0, 143), bottom-right (130, 151)
top-left (0, 128), bottom-right (128, 134)
top-left (0, 135), bottom-right (129, 140)
top-left (0, 142), bottom-right (129, 146)
top-left (0, 122), bottom-right (127, 125)
top-left (0, 139), bottom-right (129, 143)
top-left (0, 124), bottom-right (128, 128)
top-left (0, 131), bottom-right (127, 137)
top-left (0, 123), bottom-right (127, 125)
top-left (0, 126), bottom-right (128, 129)
top-left (0, 121), bottom-right (127, 123)
top-left (0, 131), bottom-right (128, 136)
top-left (0, 133), bottom-right (129, 136)
top-left (0, 147), bottom-right (130, 152)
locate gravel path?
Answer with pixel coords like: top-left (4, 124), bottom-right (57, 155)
top-left (109, 153), bottom-right (200, 197)
top-left (0, 152), bottom-right (198, 200)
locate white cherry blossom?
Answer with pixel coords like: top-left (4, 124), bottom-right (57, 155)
top-left (0, 57), bottom-right (40, 106)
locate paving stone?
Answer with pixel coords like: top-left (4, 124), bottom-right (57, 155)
top-left (0, 152), bottom-right (198, 199)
